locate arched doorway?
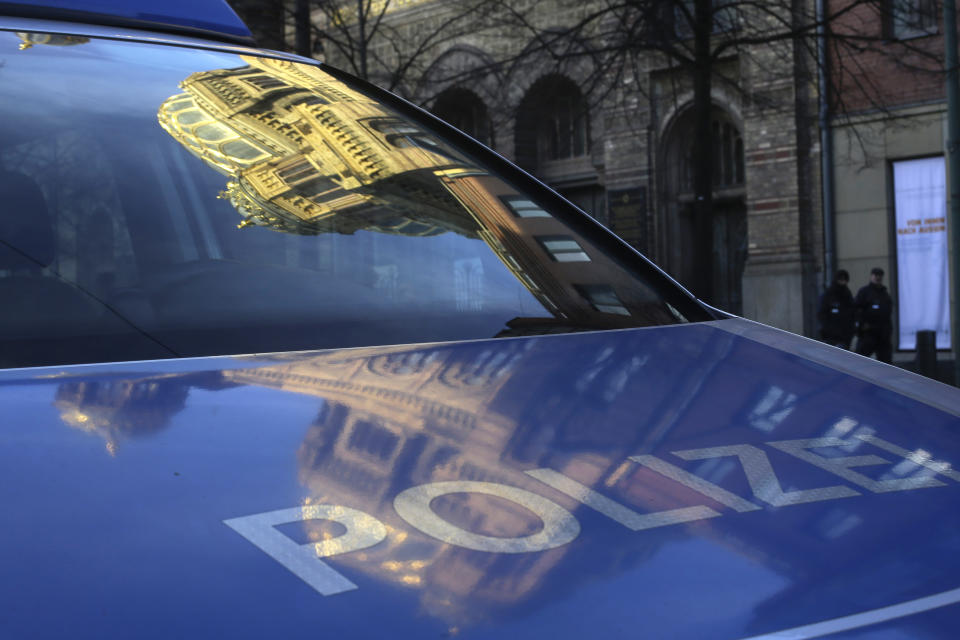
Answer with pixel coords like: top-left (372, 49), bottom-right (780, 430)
top-left (661, 105), bottom-right (746, 314)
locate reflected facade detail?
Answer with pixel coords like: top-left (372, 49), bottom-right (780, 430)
top-left (41, 323), bottom-right (960, 634)
top-left (54, 373), bottom-right (218, 455)
top-left (158, 56), bottom-right (477, 238)
top-left (0, 34), bottom-right (704, 371)
top-left (157, 57), bottom-right (681, 328)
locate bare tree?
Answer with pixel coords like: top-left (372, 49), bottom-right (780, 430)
top-left (256, 0), bottom-right (502, 94)
top-left (230, 0), bottom-right (947, 305)
top-left (441, 0), bottom-right (946, 302)
top-left (228, 0), bottom-right (287, 50)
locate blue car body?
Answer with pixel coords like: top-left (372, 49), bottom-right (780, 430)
top-left (1, 3), bottom-right (959, 639)
top-left (0, 0), bottom-right (254, 42)
top-left (4, 319), bottom-right (960, 639)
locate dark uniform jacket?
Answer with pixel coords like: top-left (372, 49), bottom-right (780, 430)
top-left (855, 282), bottom-right (893, 334)
top-left (818, 283), bottom-right (855, 343)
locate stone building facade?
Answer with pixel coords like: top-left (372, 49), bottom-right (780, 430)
top-left (232, 0), bottom-right (825, 335)
top-left (827, 0), bottom-right (949, 359)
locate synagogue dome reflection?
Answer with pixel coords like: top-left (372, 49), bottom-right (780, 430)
top-left (158, 56), bottom-right (479, 239)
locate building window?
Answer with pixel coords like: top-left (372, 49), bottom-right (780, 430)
top-left (454, 257), bottom-right (484, 311)
top-left (575, 284), bottom-right (630, 315)
top-left (347, 420), bottom-right (400, 461)
top-left (431, 87), bottom-right (491, 147)
top-left (887, 0), bottom-right (938, 39)
top-left (368, 118), bottom-right (419, 137)
top-left (675, 108), bottom-right (744, 194)
top-left (501, 195), bottom-right (550, 218)
top-left (244, 75), bottom-right (287, 91)
top-left (515, 75), bottom-right (589, 169)
top-left (714, 120), bottom-right (744, 189)
top-left (277, 157), bottom-right (315, 184)
top-left (537, 235), bottom-right (590, 262)
top-left (672, 0), bottom-right (739, 39)
top-left (537, 88), bottom-right (587, 162)
top-left (367, 118), bottom-right (459, 162)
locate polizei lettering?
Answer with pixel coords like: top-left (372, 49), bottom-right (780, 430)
top-left (224, 432), bottom-right (959, 596)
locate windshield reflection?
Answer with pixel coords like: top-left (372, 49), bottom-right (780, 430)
top-left (158, 56), bottom-right (479, 239)
top-left (0, 34), bottom-right (701, 370)
top-left (157, 56), bottom-right (681, 330)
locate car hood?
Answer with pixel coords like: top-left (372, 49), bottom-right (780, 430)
top-left (2, 317), bottom-right (960, 639)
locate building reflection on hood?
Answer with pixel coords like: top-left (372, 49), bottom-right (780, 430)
top-left (55, 371), bottom-right (227, 455)
top-left (50, 325), bottom-right (960, 631)
top-left (222, 337), bottom-right (690, 625)
top-left (235, 336), bottom-right (960, 632)
top-left (51, 331), bottom-right (719, 623)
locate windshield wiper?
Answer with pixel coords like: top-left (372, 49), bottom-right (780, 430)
top-left (494, 316), bottom-right (628, 338)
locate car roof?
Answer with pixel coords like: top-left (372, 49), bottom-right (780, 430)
top-left (0, 0), bottom-right (254, 45)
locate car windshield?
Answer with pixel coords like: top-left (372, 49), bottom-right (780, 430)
top-left (0, 30), bottom-right (709, 368)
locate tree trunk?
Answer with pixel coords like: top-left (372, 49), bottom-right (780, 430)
top-left (690, 0), bottom-right (715, 303)
top-left (295, 0), bottom-right (311, 56)
top-left (226, 0), bottom-right (285, 50)
top-left (358, 0), bottom-right (369, 79)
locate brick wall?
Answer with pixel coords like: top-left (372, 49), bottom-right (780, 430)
top-left (829, 0), bottom-right (946, 113)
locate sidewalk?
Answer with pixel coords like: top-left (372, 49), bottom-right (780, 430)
top-left (894, 353), bottom-right (955, 387)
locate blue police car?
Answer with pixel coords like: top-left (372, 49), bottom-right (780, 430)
top-left (1, 2), bottom-right (959, 638)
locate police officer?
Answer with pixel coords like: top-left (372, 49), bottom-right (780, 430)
top-left (855, 267), bottom-right (893, 363)
top-left (818, 269), bottom-right (855, 349)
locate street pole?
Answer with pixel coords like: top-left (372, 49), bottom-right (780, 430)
top-left (946, 0), bottom-right (960, 386)
top-left (295, 0), bottom-right (310, 57)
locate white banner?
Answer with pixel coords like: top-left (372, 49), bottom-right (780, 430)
top-left (893, 157), bottom-right (949, 350)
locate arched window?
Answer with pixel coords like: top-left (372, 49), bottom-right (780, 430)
top-left (674, 107), bottom-right (744, 194)
top-left (515, 75), bottom-right (589, 170)
top-left (714, 117), bottom-right (744, 189)
top-left (535, 80), bottom-right (587, 161)
top-left (431, 87), bottom-right (491, 147)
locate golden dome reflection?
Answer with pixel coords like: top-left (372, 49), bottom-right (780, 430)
top-left (158, 56), bottom-right (478, 239)
top-left (16, 32), bottom-right (90, 50)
